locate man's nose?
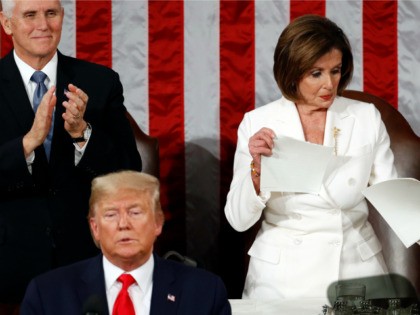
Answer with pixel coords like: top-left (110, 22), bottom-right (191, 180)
top-left (117, 213), bottom-right (130, 229)
top-left (35, 15), bottom-right (49, 29)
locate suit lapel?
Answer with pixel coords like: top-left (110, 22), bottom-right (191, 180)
top-left (0, 51), bottom-right (50, 168)
top-left (265, 98), bottom-right (306, 141)
top-left (319, 97), bottom-right (356, 205)
top-left (0, 52), bottom-right (37, 135)
top-left (324, 97), bottom-right (355, 155)
top-left (78, 255), bottom-right (109, 315)
top-left (49, 52), bottom-right (75, 167)
top-left (150, 254), bottom-right (181, 315)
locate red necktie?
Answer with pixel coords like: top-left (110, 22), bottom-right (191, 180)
top-left (112, 274), bottom-right (136, 315)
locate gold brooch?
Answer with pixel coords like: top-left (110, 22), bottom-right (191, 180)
top-left (333, 127), bottom-right (340, 156)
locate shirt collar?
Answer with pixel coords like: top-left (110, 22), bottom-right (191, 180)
top-left (103, 254), bottom-right (154, 294)
top-left (13, 50), bottom-right (58, 87)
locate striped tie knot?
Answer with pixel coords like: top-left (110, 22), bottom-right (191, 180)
top-left (30, 70), bottom-right (47, 84)
top-left (30, 70), bottom-right (48, 113)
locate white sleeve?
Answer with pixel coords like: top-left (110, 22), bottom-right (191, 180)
top-left (224, 113), bottom-right (269, 232)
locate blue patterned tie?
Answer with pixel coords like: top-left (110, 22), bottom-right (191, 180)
top-left (30, 71), bottom-right (54, 159)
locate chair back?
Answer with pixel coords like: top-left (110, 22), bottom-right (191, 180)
top-left (342, 90), bottom-right (420, 298)
top-left (125, 112), bottom-right (160, 178)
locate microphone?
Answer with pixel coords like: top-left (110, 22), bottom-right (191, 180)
top-left (82, 294), bottom-right (106, 315)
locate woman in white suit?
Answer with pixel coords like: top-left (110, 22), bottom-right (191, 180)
top-left (224, 15), bottom-right (397, 302)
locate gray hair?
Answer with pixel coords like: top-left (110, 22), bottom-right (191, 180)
top-left (1, 0), bottom-right (63, 17)
top-left (1, 0), bottom-right (14, 17)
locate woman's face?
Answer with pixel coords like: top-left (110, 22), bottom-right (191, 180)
top-left (296, 48), bottom-right (342, 109)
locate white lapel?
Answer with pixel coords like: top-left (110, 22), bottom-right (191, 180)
top-left (265, 97), bottom-right (306, 141)
top-left (319, 97), bottom-right (356, 206)
top-left (324, 96), bottom-right (355, 156)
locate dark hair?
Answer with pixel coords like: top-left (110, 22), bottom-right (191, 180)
top-left (273, 14), bottom-right (353, 102)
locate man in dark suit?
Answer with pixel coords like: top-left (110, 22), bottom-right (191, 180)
top-left (0, 0), bottom-right (142, 308)
top-left (20, 171), bottom-right (231, 315)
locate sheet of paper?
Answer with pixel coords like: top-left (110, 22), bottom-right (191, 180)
top-left (362, 178), bottom-right (420, 248)
top-left (260, 136), bottom-right (334, 194)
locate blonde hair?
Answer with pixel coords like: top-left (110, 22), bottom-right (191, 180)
top-left (89, 170), bottom-right (163, 220)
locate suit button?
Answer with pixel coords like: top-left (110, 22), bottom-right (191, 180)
top-left (328, 240), bottom-right (341, 246)
top-left (294, 238), bottom-right (302, 245)
top-left (348, 178), bottom-right (356, 186)
top-left (292, 213), bottom-right (302, 220)
top-left (330, 209), bottom-right (340, 215)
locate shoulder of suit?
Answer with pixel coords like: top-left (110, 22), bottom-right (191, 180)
top-left (159, 258), bottom-right (221, 282)
top-left (245, 96), bottom-right (291, 118)
top-left (335, 95), bottom-right (374, 107)
top-left (32, 256), bottom-right (97, 285)
top-left (335, 95), bottom-right (378, 115)
top-left (58, 52), bottom-right (117, 76)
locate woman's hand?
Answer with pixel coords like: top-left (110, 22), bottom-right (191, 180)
top-left (248, 127), bottom-right (275, 194)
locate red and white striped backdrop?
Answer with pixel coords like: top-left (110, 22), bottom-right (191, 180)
top-left (2, 0), bottom-right (420, 274)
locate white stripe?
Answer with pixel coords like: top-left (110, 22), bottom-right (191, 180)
top-left (184, 0), bottom-right (220, 268)
top-left (59, 0), bottom-right (76, 57)
top-left (255, 0), bottom-right (288, 107)
top-left (112, 0), bottom-right (148, 132)
top-left (327, 0), bottom-right (363, 91)
top-left (398, 0), bottom-right (420, 136)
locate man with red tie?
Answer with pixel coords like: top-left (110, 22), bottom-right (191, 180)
top-left (0, 0), bottom-right (142, 310)
top-left (20, 171), bottom-right (231, 315)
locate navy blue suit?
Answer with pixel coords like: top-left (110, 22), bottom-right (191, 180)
top-left (0, 50), bottom-right (142, 303)
top-left (20, 254), bottom-right (232, 315)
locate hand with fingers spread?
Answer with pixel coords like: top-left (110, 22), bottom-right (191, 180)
top-left (248, 127), bottom-right (276, 193)
top-left (62, 83), bottom-right (89, 140)
top-left (23, 86), bottom-right (57, 158)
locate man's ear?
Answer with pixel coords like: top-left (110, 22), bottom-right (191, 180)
top-left (154, 211), bottom-right (164, 237)
top-left (89, 217), bottom-right (100, 241)
top-left (0, 12), bottom-right (12, 35)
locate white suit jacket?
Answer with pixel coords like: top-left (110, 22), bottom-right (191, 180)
top-left (224, 96), bottom-right (398, 300)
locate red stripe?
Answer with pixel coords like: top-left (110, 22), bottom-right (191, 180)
top-left (1, 27), bottom-right (13, 57)
top-left (219, 0), bottom-right (255, 205)
top-left (363, 1), bottom-right (398, 109)
top-left (75, 0), bottom-right (112, 68)
top-left (290, 0), bottom-right (325, 20)
top-left (148, 1), bottom-right (185, 239)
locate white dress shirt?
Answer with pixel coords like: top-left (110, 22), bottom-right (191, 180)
top-left (14, 50), bottom-right (57, 109)
top-left (14, 50), bottom-right (89, 167)
top-left (103, 255), bottom-right (154, 315)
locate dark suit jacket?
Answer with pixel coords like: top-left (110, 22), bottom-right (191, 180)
top-left (20, 254), bottom-right (232, 315)
top-left (0, 50), bottom-right (142, 303)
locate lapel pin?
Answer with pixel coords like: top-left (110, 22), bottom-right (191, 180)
top-left (167, 294), bottom-right (176, 302)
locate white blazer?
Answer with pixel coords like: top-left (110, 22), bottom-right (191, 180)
top-left (224, 96), bottom-right (398, 301)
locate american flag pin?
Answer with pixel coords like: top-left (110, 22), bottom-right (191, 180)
top-left (167, 294), bottom-right (176, 302)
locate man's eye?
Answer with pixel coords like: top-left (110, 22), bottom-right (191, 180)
top-left (104, 212), bottom-right (117, 218)
top-left (47, 11), bottom-right (58, 17)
